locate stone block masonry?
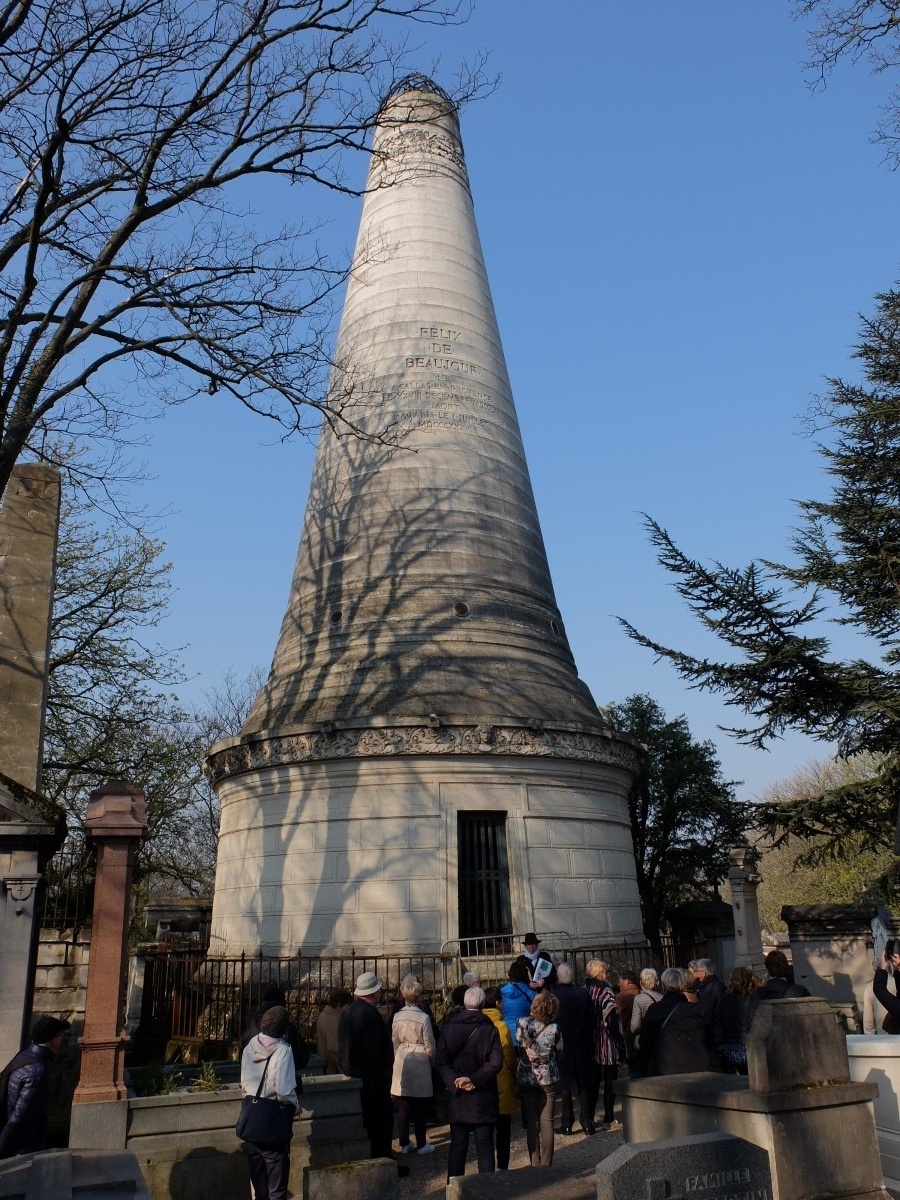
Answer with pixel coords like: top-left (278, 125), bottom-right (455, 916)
top-left (206, 77), bottom-right (644, 957)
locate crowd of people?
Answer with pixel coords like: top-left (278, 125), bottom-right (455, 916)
top-left (232, 941), bottom-right (811, 1199)
top-left (0, 942), bottom-right (825, 1200)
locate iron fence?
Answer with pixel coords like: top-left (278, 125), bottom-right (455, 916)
top-left (441, 930), bottom-right (575, 988)
top-left (140, 949), bottom-right (460, 1048)
top-left (39, 835), bottom-right (94, 933)
top-left (138, 935), bottom-right (707, 1052)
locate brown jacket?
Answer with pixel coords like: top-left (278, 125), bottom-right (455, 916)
top-left (316, 1005), bottom-right (343, 1074)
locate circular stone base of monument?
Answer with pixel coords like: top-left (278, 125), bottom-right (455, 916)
top-left (207, 734), bottom-right (643, 957)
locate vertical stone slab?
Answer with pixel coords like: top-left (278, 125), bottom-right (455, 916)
top-left (72, 781), bottom-right (146, 1128)
top-left (0, 463), bottom-right (61, 792)
top-left (728, 845), bottom-right (765, 976)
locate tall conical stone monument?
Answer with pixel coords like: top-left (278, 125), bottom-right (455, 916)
top-left (207, 77), bottom-right (644, 956)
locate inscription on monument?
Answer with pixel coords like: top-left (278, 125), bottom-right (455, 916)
top-left (390, 320), bottom-right (506, 430)
top-left (597, 1135), bottom-right (771, 1200)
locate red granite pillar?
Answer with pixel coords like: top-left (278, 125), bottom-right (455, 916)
top-left (72, 781), bottom-right (147, 1105)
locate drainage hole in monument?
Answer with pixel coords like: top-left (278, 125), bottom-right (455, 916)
top-left (330, 609), bottom-right (343, 624)
top-left (454, 601), bottom-right (470, 617)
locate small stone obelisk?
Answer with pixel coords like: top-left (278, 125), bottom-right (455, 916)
top-left (207, 77), bottom-right (644, 955)
top-left (0, 463), bottom-right (60, 791)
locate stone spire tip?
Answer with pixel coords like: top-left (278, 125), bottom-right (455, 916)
top-left (380, 73), bottom-right (455, 113)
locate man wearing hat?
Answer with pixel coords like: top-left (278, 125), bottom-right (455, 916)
top-left (338, 972), bottom-right (396, 1162)
top-left (0, 1015), bottom-right (71, 1158)
top-left (515, 934), bottom-right (556, 990)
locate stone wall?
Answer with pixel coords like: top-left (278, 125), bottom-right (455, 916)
top-left (210, 753), bottom-right (642, 955)
top-left (33, 926), bottom-right (91, 1027)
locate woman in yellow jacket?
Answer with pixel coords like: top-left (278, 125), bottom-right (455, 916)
top-left (483, 986), bottom-right (518, 1169)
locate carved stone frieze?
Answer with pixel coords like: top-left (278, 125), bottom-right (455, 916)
top-left (372, 127), bottom-right (466, 174)
top-left (204, 723), bottom-right (641, 786)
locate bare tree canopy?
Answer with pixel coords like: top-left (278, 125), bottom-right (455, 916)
top-left (795, 0), bottom-right (900, 163)
top-left (0, 0), bottom-right (482, 501)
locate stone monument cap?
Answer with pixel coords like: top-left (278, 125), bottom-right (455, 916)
top-left (597, 1132), bottom-right (772, 1200)
top-left (85, 780), bottom-right (147, 837)
top-left (747, 995), bottom-right (849, 1092)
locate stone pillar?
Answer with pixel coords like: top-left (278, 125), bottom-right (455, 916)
top-left (0, 775), bottom-right (65, 1066)
top-left (0, 464), bottom-right (64, 1063)
top-left (71, 781), bottom-right (146, 1145)
top-left (728, 845), bottom-right (765, 976)
top-left (0, 463), bottom-right (61, 791)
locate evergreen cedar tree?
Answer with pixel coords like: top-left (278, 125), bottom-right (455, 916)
top-left (620, 288), bottom-right (900, 893)
top-left (607, 695), bottom-right (749, 946)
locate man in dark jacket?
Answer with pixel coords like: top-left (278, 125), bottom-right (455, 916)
top-left (0, 1015), bottom-right (70, 1158)
top-left (551, 964), bottom-right (593, 1134)
top-left (338, 972), bottom-right (396, 1162)
top-left (436, 987), bottom-right (502, 1177)
top-left (692, 958), bottom-right (727, 1061)
top-left (748, 951), bottom-right (810, 1025)
top-left (514, 933), bottom-right (556, 989)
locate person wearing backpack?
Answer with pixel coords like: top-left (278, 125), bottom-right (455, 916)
top-left (0, 1015), bottom-right (70, 1159)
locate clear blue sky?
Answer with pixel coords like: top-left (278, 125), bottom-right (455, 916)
top-left (135, 2), bottom-right (898, 800)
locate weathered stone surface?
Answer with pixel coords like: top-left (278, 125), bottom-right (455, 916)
top-left (208, 754), bottom-right (640, 955)
top-left (0, 463), bottom-right (60, 791)
top-left (303, 1158), bottom-right (397, 1200)
top-left (747, 996), bottom-right (849, 1091)
top-left (848, 1034), bottom-right (900, 1191)
top-left (596, 1133), bottom-right (771, 1200)
top-left (207, 78), bottom-right (644, 956)
top-left (0, 1148), bottom-right (150, 1200)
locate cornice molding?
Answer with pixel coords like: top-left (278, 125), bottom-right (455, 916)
top-left (205, 722), bottom-right (641, 786)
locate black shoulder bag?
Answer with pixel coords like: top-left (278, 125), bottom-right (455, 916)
top-left (235, 1055), bottom-right (295, 1145)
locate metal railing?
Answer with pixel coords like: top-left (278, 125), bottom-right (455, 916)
top-left (39, 835), bottom-right (94, 933)
top-left (137, 935), bottom-right (707, 1051)
top-left (140, 949), bottom-right (461, 1047)
top-left (440, 930), bottom-right (575, 986)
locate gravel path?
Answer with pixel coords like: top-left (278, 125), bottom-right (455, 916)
top-left (397, 1115), bottom-right (625, 1198)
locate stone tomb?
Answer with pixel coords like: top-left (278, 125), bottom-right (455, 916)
top-left (0, 1149), bottom-right (150, 1200)
top-left (617, 998), bottom-right (889, 1200)
top-left (597, 1133), bottom-right (771, 1200)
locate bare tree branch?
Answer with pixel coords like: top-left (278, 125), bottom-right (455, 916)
top-left (0, 0), bottom-right (490, 498)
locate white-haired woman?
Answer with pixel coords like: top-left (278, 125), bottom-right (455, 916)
top-left (391, 977), bottom-right (437, 1154)
top-left (436, 987), bottom-right (502, 1177)
top-left (639, 967), bottom-right (713, 1076)
top-left (630, 967), bottom-right (663, 1076)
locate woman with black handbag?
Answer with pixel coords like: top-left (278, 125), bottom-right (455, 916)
top-left (237, 1006), bottom-right (299, 1200)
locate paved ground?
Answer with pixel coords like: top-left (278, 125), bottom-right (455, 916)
top-left (397, 1116), bottom-right (625, 1200)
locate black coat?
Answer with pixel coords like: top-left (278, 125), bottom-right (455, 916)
top-left (338, 999), bottom-right (393, 1103)
top-left (551, 983), bottom-right (593, 1092)
top-left (435, 1009), bottom-right (502, 1125)
top-left (0, 1044), bottom-right (55, 1159)
top-left (696, 975), bottom-right (727, 1048)
top-left (873, 969), bottom-right (900, 1028)
top-left (641, 993), bottom-right (714, 1076)
top-left (747, 976), bottom-right (810, 1025)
